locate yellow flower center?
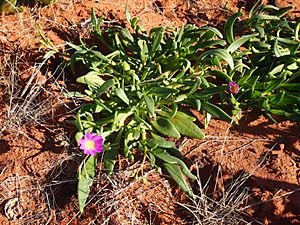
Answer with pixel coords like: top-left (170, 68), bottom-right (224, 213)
top-left (85, 140), bottom-right (95, 150)
top-left (231, 85), bottom-right (238, 93)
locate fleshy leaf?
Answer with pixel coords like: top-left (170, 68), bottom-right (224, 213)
top-left (115, 88), bottom-right (130, 105)
top-left (171, 112), bottom-right (205, 139)
top-left (200, 49), bottom-right (234, 70)
top-left (201, 101), bottom-right (233, 122)
top-left (78, 156), bottom-right (97, 213)
top-left (152, 148), bottom-right (196, 180)
top-left (163, 163), bottom-right (194, 198)
top-left (76, 72), bottom-right (105, 88)
top-left (150, 117), bottom-right (180, 139)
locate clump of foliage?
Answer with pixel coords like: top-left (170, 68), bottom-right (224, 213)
top-left (69, 7), bottom-right (236, 211)
top-left (60, 4), bottom-right (299, 212)
top-left (0, 0), bottom-right (56, 14)
top-left (234, 4), bottom-right (300, 122)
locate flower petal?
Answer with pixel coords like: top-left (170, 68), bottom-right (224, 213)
top-left (229, 81), bottom-right (239, 94)
top-left (85, 132), bottom-right (96, 140)
top-left (79, 133), bottom-right (104, 156)
top-left (79, 140), bottom-right (88, 151)
top-left (229, 81), bottom-right (236, 87)
top-left (92, 135), bottom-right (103, 143)
top-left (84, 149), bottom-right (96, 156)
top-left (79, 138), bottom-right (86, 146)
top-left (94, 145), bottom-right (103, 153)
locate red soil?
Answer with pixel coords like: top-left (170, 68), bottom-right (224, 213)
top-left (0, 0), bottom-right (299, 224)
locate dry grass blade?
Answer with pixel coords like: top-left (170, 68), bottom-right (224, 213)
top-left (0, 50), bottom-right (76, 137)
top-left (177, 165), bottom-right (258, 225)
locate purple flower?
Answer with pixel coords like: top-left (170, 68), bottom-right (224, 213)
top-left (79, 133), bottom-right (103, 156)
top-left (229, 81), bottom-right (239, 94)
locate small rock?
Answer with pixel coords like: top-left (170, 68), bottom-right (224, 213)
top-left (4, 198), bottom-right (19, 220)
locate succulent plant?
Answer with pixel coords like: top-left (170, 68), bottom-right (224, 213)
top-left (37, 0), bottom-right (56, 5)
top-left (0, 0), bottom-right (19, 14)
top-left (0, 0), bottom-right (56, 14)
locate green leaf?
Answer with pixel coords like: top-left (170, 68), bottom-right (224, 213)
top-left (67, 42), bottom-right (84, 51)
top-left (156, 110), bottom-right (196, 122)
top-left (250, 39), bottom-right (271, 49)
top-left (287, 113), bottom-right (300, 122)
top-left (76, 72), bottom-right (105, 87)
top-left (75, 112), bottom-right (83, 131)
top-left (274, 38), bottom-right (282, 58)
top-left (152, 148), bottom-right (196, 180)
top-left (224, 12), bottom-right (242, 44)
top-left (276, 94), bottom-right (300, 106)
top-left (94, 100), bottom-right (113, 114)
top-left (263, 78), bottom-right (285, 94)
top-left (249, 1), bottom-right (261, 17)
top-left (238, 67), bottom-right (257, 86)
top-left (208, 70), bottom-right (232, 82)
top-left (104, 129), bottom-right (123, 175)
top-left (227, 34), bottom-right (258, 53)
top-left (265, 112), bottom-right (278, 124)
top-left (104, 148), bottom-right (118, 176)
top-left (90, 50), bottom-right (116, 65)
top-left (200, 49), bottom-right (234, 70)
top-left (75, 131), bottom-right (84, 143)
top-left (188, 77), bottom-right (202, 95)
top-left (115, 88), bottom-right (130, 105)
top-left (269, 64), bottom-right (284, 76)
top-left (201, 101), bottom-right (233, 122)
top-left (43, 50), bottom-right (56, 60)
top-left (138, 40), bottom-right (148, 63)
top-left (125, 4), bottom-right (131, 23)
top-left (163, 163), bottom-right (194, 198)
top-left (204, 112), bottom-right (212, 129)
top-left (169, 103), bottom-right (177, 118)
top-left (275, 6), bottom-right (293, 17)
top-left (150, 117), bottom-right (180, 139)
top-left (255, 26), bottom-right (265, 38)
top-left (63, 91), bottom-right (87, 98)
top-left (133, 111), bottom-right (152, 129)
top-left (121, 28), bottom-right (134, 42)
top-left (281, 83), bottom-right (300, 91)
top-left (91, 8), bottom-right (97, 26)
top-left (250, 14), bottom-right (280, 22)
top-left (268, 109), bottom-right (289, 116)
top-left (98, 79), bottom-right (115, 94)
top-left (260, 4), bottom-right (280, 11)
top-left (112, 110), bottom-right (133, 130)
top-left (147, 133), bottom-right (176, 149)
top-left (122, 61), bottom-right (131, 71)
top-left (191, 40), bottom-right (226, 51)
top-left (295, 20), bottom-right (300, 41)
top-left (78, 156), bottom-right (97, 213)
top-left (124, 130), bottom-right (136, 159)
top-left (189, 99), bottom-right (201, 111)
top-left (170, 112), bottom-right (205, 139)
top-left (199, 27), bottom-right (223, 39)
top-left (195, 86), bottom-right (228, 98)
top-left (144, 96), bottom-right (155, 116)
top-left (148, 152), bottom-right (156, 167)
top-left (150, 87), bottom-right (179, 95)
top-left (269, 91), bottom-right (285, 105)
top-left (176, 24), bottom-right (185, 43)
top-left (175, 111), bottom-right (196, 122)
top-left (175, 94), bottom-right (187, 103)
top-left (287, 62), bottom-right (298, 70)
top-left (91, 8), bottom-right (103, 37)
top-left (151, 27), bottom-right (165, 57)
